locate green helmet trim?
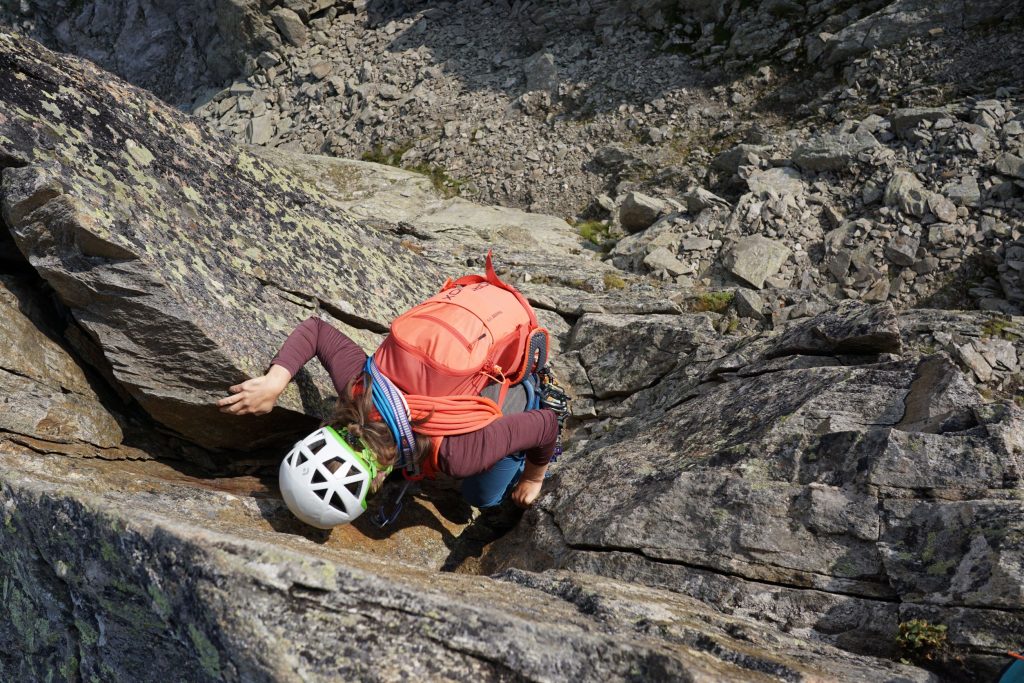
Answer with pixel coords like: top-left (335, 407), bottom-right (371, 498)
top-left (324, 426), bottom-right (392, 509)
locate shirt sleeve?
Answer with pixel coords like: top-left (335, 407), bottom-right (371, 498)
top-left (437, 409), bottom-right (558, 478)
top-left (270, 317), bottom-right (368, 395)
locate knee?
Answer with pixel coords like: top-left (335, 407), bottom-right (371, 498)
top-left (460, 480), bottom-right (504, 509)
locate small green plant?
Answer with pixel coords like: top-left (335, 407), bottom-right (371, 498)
top-left (408, 163), bottom-right (463, 198)
top-left (603, 272), bottom-right (626, 290)
top-left (982, 316), bottom-right (1020, 340)
top-left (360, 142), bottom-right (412, 167)
top-left (688, 291), bottom-right (735, 314)
top-left (896, 619), bottom-right (948, 664)
top-left (576, 220), bottom-right (611, 246)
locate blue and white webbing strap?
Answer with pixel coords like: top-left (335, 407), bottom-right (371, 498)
top-left (365, 357), bottom-right (418, 475)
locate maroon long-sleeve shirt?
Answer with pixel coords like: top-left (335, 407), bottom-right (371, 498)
top-left (271, 317), bottom-right (558, 477)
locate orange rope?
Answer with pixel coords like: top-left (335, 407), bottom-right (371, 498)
top-left (1010, 651), bottom-right (1024, 661)
top-left (405, 394), bottom-right (504, 436)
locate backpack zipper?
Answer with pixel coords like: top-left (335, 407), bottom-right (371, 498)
top-left (409, 313), bottom-right (476, 352)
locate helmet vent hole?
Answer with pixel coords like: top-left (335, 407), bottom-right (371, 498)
top-left (308, 437), bottom-right (327, 455)
top-left (323, 456), bottom-right (345, 474)
top-left (329, 491), bottom-right (346, 511)
top-left (344, 480), bottom-right (362, 497)
top-left (294, 451), bottom-right (308, 466)
top-left (311, 469), bottom-right (327, 485)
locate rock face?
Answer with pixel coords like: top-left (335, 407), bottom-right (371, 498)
top-left (1, 17), bottom-right (1023, 683)
top-left (486, 302), bottom-right (1024, 679)
top-left (0, 451), bottom-right (934, 682)
top-left (0, 31), bottom-right (436, 453)
top-left (0, 275), bottom-right (123, 451)
top-left (0, 0), bottom-right (278, 103)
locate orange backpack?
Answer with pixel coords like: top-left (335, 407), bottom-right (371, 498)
top-left (372, 253), bottom-right (550, 476)
top-left (374, 252), bottom-right (549, 404)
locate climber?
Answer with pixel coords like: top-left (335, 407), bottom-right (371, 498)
top-left (216, 253), bottom-right (570, 529)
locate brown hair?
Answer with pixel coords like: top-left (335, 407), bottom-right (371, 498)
top-left (327, 373), bottom-right (433, 472)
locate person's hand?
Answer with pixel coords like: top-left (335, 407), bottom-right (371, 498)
top-left (217, 365), bottom-right (291, 416)
top-left (511, 477), bottom-right (544, 509)
top-left (511, 460), bottom-right (548, 509)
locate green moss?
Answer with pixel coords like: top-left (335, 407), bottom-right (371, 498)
top-left (982, 316), bottom-right (1020, 340)
top-left (603, 272), bottom-right (626, 290)
top-left (921, 531), bottom-right (939, 562)
top-left (99, 538), bottom-right (118, 563)
top-left (188, 624), bottom-right (223, 679)
top-left (360, 142), bottom-right (412, 167)
top-left (7, 584), bottom-right (55, 653)
top-left (74, 618), bottom-right (98, 647)
top-left (576, 220), bottom-right (611, 246)
top-left (59, 655), bottom-right (79, 680)
top-left (926, 558), bottom-right (958, 576)
top-left (407, 163), bottom-right (463, 198)
top-left (148, 583), bottom-right (172, 620)
top-left (687, 291), bottom-right (735, 313)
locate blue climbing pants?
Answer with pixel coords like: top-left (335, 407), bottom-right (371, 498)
top-left (460, 452), bottom-right (525, 508)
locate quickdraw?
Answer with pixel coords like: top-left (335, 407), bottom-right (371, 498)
top-left (537, 367), bottom-right (571, 461)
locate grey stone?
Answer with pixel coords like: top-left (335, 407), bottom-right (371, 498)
top-left (944, 175), bottom-right (981, 207)
top-left (884, 170), bottom-right (929, 217)
top-left (722, 235), bottom-right (792, 289)
top-left (681, 237), bottom-right (715, 251)
top-left (619, 192), bottom-right (669, 233)
top-left (792, 130), bottom-right (879, 172)
top-left (928, 194), bottom-right (958, 223)
top-left (0, 34), bottom-right (435, 454)
top-left (524, 51), bottom-right (558, 93)
top-left (270, 7), bottom-right (308, 47)
top-left (490, 302), bottom-right (1022, 677)
top-left (890, 107), bottom-right (954, 138)
top-left (256, 51), bottom-right (281, 69)
top-left (745, 166), bottom-right (805, 197)
top-left (995, 153), bottom-right (1024, 179)
top-left (246, 113), bottom-right (275, 145)
top-left (683, 187), bottom-right (730, 213)
top-left (734, 288), bottom-right (765, 321)
top-left (711, 143), bottom-right (769, 174)
top-left (884, 235), bottom-right (920, 267)
top-left (310, 61), bottom-right (332, 79)
top-left (643, 246), bottom-right (690, 277)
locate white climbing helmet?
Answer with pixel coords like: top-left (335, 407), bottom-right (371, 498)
top-left (279, 426), bottom-right (388, 529)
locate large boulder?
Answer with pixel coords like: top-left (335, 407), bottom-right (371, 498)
top-left (722, 235), bottom-right (792, 289)
top-left (0, 32), bottom-right (436, 453)
top-left (0, 450), bottom-right (934, 682)
top-left (488, 302), bottom-right (1024, 678)
top-left (792, 130), bottom-right (880, 172)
